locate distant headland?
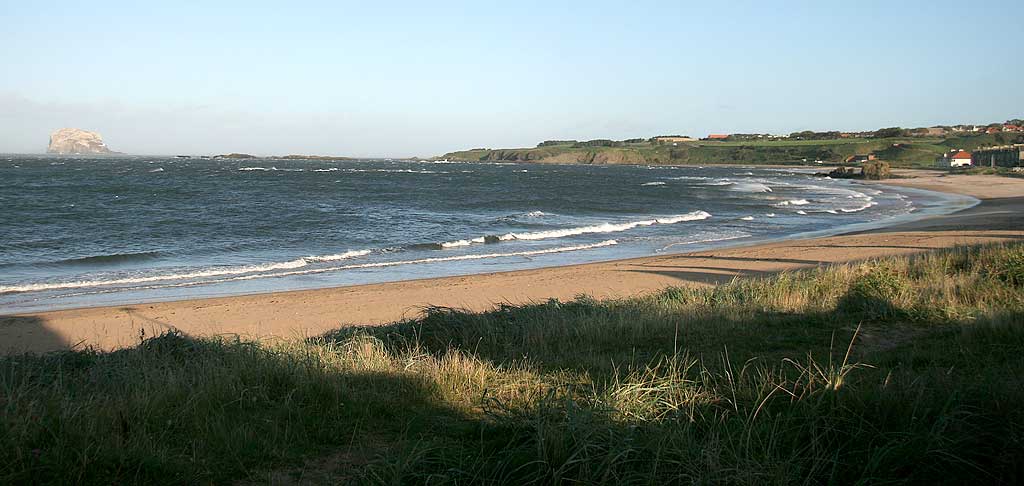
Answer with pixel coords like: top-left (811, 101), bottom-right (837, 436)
top-left (440, 119), bottom-right (1024, 168)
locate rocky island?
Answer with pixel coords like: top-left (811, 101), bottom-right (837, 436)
top-left (47, 128), bottom-right (115, 155)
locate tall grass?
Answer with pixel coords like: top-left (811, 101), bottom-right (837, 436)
top-left (2, 243), bottom-right (1024, 484)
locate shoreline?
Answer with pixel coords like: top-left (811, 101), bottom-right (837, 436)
top-left (0, 178), bottom-right (973, 316)
top-left (2, 171), bottom-right (1021, 354)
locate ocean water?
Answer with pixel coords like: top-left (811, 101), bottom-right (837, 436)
top-left (0, 156), bottom-right (974, 313)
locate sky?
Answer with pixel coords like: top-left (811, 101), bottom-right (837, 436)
top-left (1, 0), bottom-right (1021, 157)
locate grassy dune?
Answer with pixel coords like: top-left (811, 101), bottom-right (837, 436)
top-left (3, 243), bottom-right (1024, 484)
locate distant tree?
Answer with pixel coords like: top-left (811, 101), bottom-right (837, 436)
top-left (572, 139), bottom-right (622, 148)
top-left (622, 138), bottom-right (645, 144)
top-left (873, 127), bottom-right (906, 138)
top-left (789, 130), bottom-right (840, 140)
top-left (1006, 119), bottom-right (1024, 126)
top-left (537, 140), bottom-right (577, 147)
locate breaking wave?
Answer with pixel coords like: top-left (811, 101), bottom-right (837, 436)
top-left (439, 211), bottom-right (712, 249)
top-left (728, 182), bottom-right (773, 193)
top-left (498, 211), bottom-right (711, 242)
top-left (305, 249), bottom-right (373, 262)
top-left (23, 251), bottom-right (166, 268)
top-left (1, 241), bottom-right (619, 295)
top-left (776, 199), bottom-right (810, 206)
top-left (0, 249), bottom-right (372, 294)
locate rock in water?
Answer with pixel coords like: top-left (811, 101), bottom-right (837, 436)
top-left (47, 128), bottom-right (114, 154)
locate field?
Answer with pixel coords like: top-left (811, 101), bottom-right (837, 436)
top-left (3, 242), bottom-right (1024, 484)
top-left (442, 133), bottom-right (1021, 168)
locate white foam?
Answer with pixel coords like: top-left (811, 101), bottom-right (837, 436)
top-left (2, 249), bottom-right (375, 294)
top-left (525, 211), bottom-right (548, 217)
top-left (840, 201), bottom-right (878, 213)
top-left (26, 241), bottom-right (622, 295)
top-left (218, 240), bottom-right (619, 279)
top-left (776, 199), bottom-right (810, 206)
top-left (238, 166), bottom-right (304, 172)
top-left (305, 249), bottom-right (373, 262)
top-left (313, 168), bottom-right (340, 172)
top-left (666, 176), bottom-right (711, 181)
top-left (440, 237), bottom-right (486, 248)
top-left (796, 210), bottom-right (808, 215)
top-left (729, 182), bottom-right (772, 193)
top-left (149, 168), bottom-right (164, 173)
top-left (657, 233), bottom-right (750, 252)
top-left (766, 213), bottom-right (776, 217)
top-left (739, 216), bottom-right (754, 221)
top-left (653, 212), bottom-right (712, 224)
top-left (641, 181), bottom-right (666, 186)
top-left (500, 211), bottom-right (711, 241)
top-left (0, 259), bottom-right (309, 294)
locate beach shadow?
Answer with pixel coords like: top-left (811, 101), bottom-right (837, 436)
top-left (3, 330), bottom-right (475, 484)
top-left (653, 254), bottom-right (824, 265)
top-left (790, 243), bottom-right (938, 251)
top-left (0, 315), bottom-right (70, 355)
top-left (622, 265), bottom-right (777, 285)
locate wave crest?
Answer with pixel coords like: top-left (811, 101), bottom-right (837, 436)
top-left (499, 211), bottom-right (712, 241)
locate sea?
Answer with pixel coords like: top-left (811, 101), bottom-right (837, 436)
top-left (0, 156), bottom-right (977, 314)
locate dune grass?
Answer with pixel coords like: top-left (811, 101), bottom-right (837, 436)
top-left (3, 243), bottom-right (1024, 484)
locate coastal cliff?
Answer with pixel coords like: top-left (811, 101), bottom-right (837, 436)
top-left (441, 132), bottom-right (1019, 167)
top-left (47, 128), bottom-right (114, 155)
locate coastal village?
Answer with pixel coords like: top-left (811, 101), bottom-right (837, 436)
top-left (685, 121), bottom-right (1024, 169)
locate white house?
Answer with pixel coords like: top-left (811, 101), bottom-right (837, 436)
top-left (936, 150), bottom-right (973, 168)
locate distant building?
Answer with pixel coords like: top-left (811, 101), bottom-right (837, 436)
top-left (972, 145), bottom-right (1024, 168)
top-left (1004, 124), bottom-right (1023, 132)
top-left (704, 134), bottom-right (729, 140)
top-left (936, 149), bottom-right (973, 168)
top-left (653, 136), bottom-right (696, 143)
top-left (844, 154), bottom-right (877, 163)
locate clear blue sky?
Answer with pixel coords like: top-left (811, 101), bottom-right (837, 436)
top-left (1, 0), bottom-right (1021, 157)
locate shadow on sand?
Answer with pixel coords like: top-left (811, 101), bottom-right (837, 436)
top-left (0, 315), bottom-right (69, 356)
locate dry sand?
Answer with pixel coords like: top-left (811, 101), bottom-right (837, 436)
top-left (3, 172), bottom-right (1022, 354)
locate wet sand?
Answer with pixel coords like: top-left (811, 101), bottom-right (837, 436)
top-left (2, 172), bottom-right (1022, 354)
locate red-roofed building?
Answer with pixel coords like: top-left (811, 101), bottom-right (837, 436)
top-left (705, 134), bottom-right (729, 140)
top-left (936, 149), bottom-right (972, 168)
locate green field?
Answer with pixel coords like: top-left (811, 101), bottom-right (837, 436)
top-left (442, 133), bottom-right (1021, 168)
top-left (4, 243), bottom-right (1024, 484)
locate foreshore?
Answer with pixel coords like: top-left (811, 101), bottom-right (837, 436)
top-left (2, 172), bottom-right (1022, 355)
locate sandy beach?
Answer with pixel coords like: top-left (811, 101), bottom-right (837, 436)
top-left (3, 172), bottom-right (1022, 355)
